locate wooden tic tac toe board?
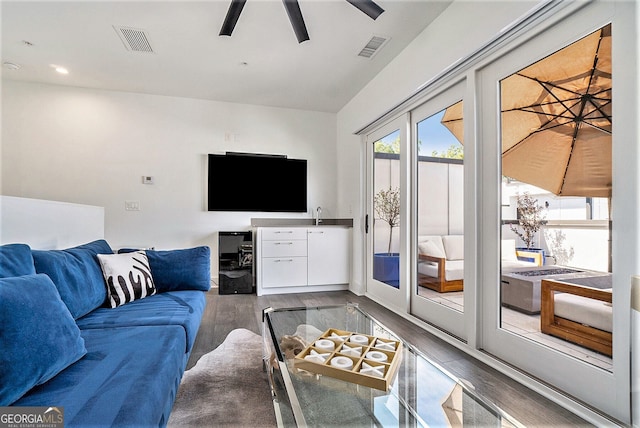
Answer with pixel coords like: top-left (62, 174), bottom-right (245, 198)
top-left (294, 328), bottom-right (402, 391)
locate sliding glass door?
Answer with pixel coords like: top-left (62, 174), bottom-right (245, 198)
top-left (365, 116), bottom-right (408, 311)
top-left (361, 1), bottom-right (636, 422)
top-left (478, 5), bottom-right (631, 419)
top-left (410, 83), bottom-right (467, 340)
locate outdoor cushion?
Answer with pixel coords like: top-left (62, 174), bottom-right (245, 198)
top-left (118, 246), bottom-right (211, 292)
top-left (417, 236), bottom-right (446, 257)
top-left (442, 235), bottom-right (464, 261)
top-left (32, 239), bottom-right (114, 319)
top-left (418, 259), bottom-right (464, 281)
top-left (75, 290), bottom-right (206, 353)
top-left (554, 290), bottom-right (613, 333)
top-left (97, 251), bottom-right (156, 308)
top-left (13, 325), bottom-right (186, 427)
top-left (0, 274), bottom-right (86, 405)
top-left (0, 243), bottom-right (36, 278)
top-left (418, 240), bottom-right (445, 259)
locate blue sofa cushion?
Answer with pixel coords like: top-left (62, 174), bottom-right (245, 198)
top-left (0, 274), bottom-right (87, 406)
top-left (76, 290), bottom-right (206, 353)
top-left (0, 243), bottom-right (36, 278)
top-left (97, 251), bottom-right (157, 308)
top-left (120, 246), bottom-right (211, 292)
top-left (32, 239), bottom-right (113, 319)
top-left (13, 325), bottom-right (186, 427)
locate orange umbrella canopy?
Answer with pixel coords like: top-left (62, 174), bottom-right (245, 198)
top-left (440, 100), bottom-right (464, 145)
top-left (501, 24), bottom-right (611, 197)
top-left (443, 25), bottom-right (612, 198)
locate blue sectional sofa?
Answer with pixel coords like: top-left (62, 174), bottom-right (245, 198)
top-left (0, 240), bottom-right (210, 427)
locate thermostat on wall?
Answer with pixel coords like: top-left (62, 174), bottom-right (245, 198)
top-left (142, 176), bottom-right (154, 185)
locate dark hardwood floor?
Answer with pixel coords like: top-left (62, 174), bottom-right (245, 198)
top-left (188, 289), bottom-right (594, 427)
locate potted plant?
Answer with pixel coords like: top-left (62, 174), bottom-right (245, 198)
top-left (373, 187), bottom-right (400, 287)
top-left (510, 192), bottom-right (547, 264)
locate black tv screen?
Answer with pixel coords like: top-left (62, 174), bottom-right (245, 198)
top-left (207, 153), bottom-right (307, 212)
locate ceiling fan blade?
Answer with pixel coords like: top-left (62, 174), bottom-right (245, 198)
top-left (219, 0), bottom-right (247, 36)
top-left (346, 0), bottom-right (384, 20)
top-left (282, 0), bottom-right (310, 43)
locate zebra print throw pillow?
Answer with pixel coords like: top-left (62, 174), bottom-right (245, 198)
top-left (97, 251), bottom-right (156, 308)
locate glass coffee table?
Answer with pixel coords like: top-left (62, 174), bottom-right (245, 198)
top-left (263, 303), bottom-right (522, 427)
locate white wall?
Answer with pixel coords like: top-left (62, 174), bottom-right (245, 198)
top-left (336, 0), bottom-right (540, 293)
top-left (0, 195), bottom-right (104, 250)
top-left (374, 157), bottom-right (464, 253)
top-left (1, 81), bottom-right (337, 278)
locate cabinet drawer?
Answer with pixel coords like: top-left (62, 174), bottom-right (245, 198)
top-left (262, 239), bottom-right (307, 258)
top-left (261, 257), bottom-right (307, 288)
top-left (261, 228), bottom-right (307, 241)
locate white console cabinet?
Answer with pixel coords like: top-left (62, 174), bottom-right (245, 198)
top-left (256, 226), bottom-right (350, 296)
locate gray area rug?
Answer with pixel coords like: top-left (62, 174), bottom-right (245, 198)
top-left (168, 328), bottom-right (276, 428)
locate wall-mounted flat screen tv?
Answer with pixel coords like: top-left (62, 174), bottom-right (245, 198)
top-left (208, 153), bottom-right (307, 212)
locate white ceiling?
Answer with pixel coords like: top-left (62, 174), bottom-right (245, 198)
top-left (1, 0), bottom-right (451, 113)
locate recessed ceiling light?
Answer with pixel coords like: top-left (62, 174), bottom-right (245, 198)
top-left (50, 64), bottom-right (69, 74)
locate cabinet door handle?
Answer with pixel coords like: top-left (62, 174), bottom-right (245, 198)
top-left (274, 259), bottom-right (293, 262)
top-left (365, 214), bottom-right (369, 234)
top-left (274, 242), bottom-right (293, 245)
top-left (275, 231), bottom-right (293, 234)
top-left (308, 231), bottom-right (324, 234)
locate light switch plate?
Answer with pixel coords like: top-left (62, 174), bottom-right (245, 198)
top-left (125, 200), bottom-right (140, 211)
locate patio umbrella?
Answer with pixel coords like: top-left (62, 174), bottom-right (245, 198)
top-left (442, 24), bottom-right (612, 199)
top-left (501, 24), bottom-right (611, 198)
top-left (440, 100), bottom-right (464, 145)
top-left (443, 25), bottom-right (612, 270)
top-left (440, 383), bottom-right (463, 427)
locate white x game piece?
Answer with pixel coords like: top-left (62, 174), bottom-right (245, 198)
top-left (340, 344), bottom-right (362, 357)
top-left (360, 362), bottom-right (385, 378)
top-left (330, 332), bottom-right (349, 341)
top-left (374, 339), bottom-right (395, 351)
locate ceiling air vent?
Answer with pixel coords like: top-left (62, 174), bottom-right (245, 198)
top-left (113, 26), bottom-right (154, 53)
top-left (358, 35), bottom-right (389, 59)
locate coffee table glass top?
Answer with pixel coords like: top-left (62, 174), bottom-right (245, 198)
top-left (263, 303), bottom-right (521, 427)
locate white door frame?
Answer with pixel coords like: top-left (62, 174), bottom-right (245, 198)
top-left (409, 80), bottom-right (468, 340)
top-left (364, 115), bottom-right (410, 314)
top-left (477, 2), bottom-right (634, 421)
top-left (357, 1), bottom-right (637, 423)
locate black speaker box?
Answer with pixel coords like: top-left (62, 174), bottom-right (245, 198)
top-left (219, 269), bottom-right (253, 295)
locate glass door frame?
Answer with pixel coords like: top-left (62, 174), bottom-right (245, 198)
top-left (365, 114), bottom-right (410, 313)
top-left (409, 81), bottom-right (469, 341)
top-left (477, 3), bottom-right (633, 421)
top-left (358, 1), bottom-right (636, 423)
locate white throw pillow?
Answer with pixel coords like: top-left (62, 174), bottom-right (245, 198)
top-left (418, 240), bottom-right (445, 259)
top-left (97, 251), bottom-right (156, 308)
top-left (442, 235), bottom-right (464, 261)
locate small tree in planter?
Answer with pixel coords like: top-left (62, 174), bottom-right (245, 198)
top-left (373, 187), bottom-right (400, 286)
top-left (510, 192), bottom-right (546, 249)
top-left (374, 187), bottom-right (400, 254)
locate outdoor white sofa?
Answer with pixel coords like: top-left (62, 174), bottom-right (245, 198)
top-left (541, 278), bottom-right (612, 357)
top-left (418, 235), bottom-right (463, 293)
top-left (418, 237), bottom-right (538, 293)
top-left (417, 237), bottom-right (536, 293)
